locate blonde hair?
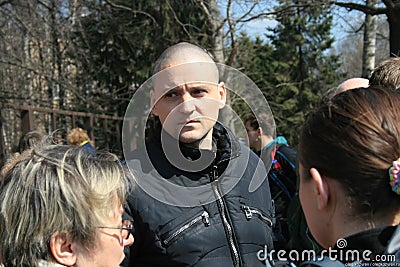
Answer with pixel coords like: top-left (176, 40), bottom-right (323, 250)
top-left (0, 144), bottom-right (132, 266)
top-left (67, 127), bottom-right (93, 146)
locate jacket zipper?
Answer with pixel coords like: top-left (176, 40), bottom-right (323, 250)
top-left (212, 165), bottom-right (241, 267)
top-left (241, 205), bottom-right (273, 227)
top-left (163, 210), bottom-right (210, 246)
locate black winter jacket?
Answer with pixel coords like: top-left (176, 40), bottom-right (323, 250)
top-left (125, 123), bottom-right (274, 267)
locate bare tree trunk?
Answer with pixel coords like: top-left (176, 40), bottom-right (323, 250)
top-left (361, 0), bottom-right (377, 78)
top-left (387, 10), bottom-right (400, 57)
top-left (196, 0), bottom-right (225, 63)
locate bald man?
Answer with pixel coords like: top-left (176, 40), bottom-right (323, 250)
top-left (336, 77), bottom-right (369, 94)
top-left (125, 42), bottom-right (274, 267)
top-left (321, 78), bottom-right (369, 104)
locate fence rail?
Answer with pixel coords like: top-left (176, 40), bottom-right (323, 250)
top-left (0, 103), bottom-right (124, 168)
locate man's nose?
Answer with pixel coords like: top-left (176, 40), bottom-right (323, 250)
top-left (179, 96), bottom-right (196, 113)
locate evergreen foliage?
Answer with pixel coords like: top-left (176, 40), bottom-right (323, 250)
top-left (235, 1), bottom-right (340, 146)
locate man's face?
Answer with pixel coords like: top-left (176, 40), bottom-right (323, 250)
top-left (245, 121), bottom-right (258, 150)
top-left (151, 63), bottom-right (226, 147)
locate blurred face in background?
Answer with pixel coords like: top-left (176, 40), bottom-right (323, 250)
top-left (245, 121), bottom-right (259, 150)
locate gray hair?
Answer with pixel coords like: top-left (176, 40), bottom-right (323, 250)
top-left (0, 145), bottom-right (132, 266)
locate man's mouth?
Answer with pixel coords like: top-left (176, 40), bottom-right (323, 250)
top-left (181, 119), bottom-right (199, 126)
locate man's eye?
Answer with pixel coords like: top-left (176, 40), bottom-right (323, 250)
top-left (165, 92), bottom-right (178, 98)
top-left (193, 89), bottom-right (206, 95)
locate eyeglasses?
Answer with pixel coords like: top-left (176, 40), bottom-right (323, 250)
top-left (97, 220), bottom-right (134, 240)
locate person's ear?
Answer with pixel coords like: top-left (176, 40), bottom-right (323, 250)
top-left (218, 82), bottom-right (227, 109)
top-left (309, 168), bottom-right (329, 211)
top-left (257, 127), bottom-right (263, 138)
top-left (150, 90), bottom-right (159, 116)
top-left (49, 231), bottom-right (77, 266)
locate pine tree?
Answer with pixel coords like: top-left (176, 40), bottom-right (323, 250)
top-left (68, 0), bottom-right (211, 116)
top-left (267, 0), bottom-right (340, 146)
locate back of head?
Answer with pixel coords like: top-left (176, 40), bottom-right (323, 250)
top-left (0, 144), bottom-right (129, 266)
top-left (300, 86), bottom-right (400, 219)
top-left (67, 127), bottom-right (90, 146)
top-left (243, 113), bottom-right (275, 137)
top-left (321, 78), bottom-right (369, 104)
top-left (369, 57), bottom-right (400, 90)
top-left (336, 77), bottom-right (369, 94)
top-left (18, 131), bottom-right (46, 153)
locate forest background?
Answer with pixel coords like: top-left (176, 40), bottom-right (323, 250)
top-left (0, 0), bottom-right (398, 167)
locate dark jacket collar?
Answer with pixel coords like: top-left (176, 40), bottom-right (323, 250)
top-left (334, 225), bottom-right (397, 262)
top-left (148, 121), bottom-right (240, 166)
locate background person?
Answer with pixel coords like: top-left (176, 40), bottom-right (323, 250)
top-left (320, 77), bottom-right (369, 105)
top-left (335, 77), bottom-right (369, 94)
top-left (125, 42), bottom-right (274, 266)
top-left (243, 113), bottom-right (297, 250)
top-left (67, 127), bottom-right (96, 155)
top-left (17, 130), bottom-right (47, 153)
top-left (369, 56), bottom-right (400, 90)
top-left (298, 86), bottom-right (400, 265)
top-left (0, 144), bottom-right (134, 266)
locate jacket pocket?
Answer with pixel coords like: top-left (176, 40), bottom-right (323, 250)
top-left (240, 205), bottom-right (273, 227)
top-left (161, 210), bottom-right (210, 247)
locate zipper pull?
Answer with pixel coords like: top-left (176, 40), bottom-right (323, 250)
top-left (202, 211), bottom-right (210, 227)
top-left (212, 165), bottom-right (218, 180)
top-left (271, 200), bottom-right (276, 225)
top-left (241, 205), bottom-right (253, 220)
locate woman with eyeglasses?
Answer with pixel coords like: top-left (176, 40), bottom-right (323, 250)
top-left (0, 144), bottom-right (134, 266)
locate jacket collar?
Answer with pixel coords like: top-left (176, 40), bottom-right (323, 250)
top-left (149, 121), bottom-right (241, 166)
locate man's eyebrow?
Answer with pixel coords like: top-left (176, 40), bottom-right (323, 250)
top-left (162, 87), bottom-right (181, 95)
top-left (187, 82), bottom-right (216, 88)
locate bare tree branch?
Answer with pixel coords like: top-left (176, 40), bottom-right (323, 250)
top-left (36, 0), bottom-right (51, 10)
top-left (104, 0), bottom-right (157, 25)
top-left (235, 1), bottom-right (259, 23)
top-left (238, 2), bottom-right (326, 23)
top-left (194, 0), bottom-right (225, 32)
top-left (0, 0), bottom-right (12, 7)
top-left (332, 1), bottom-right (388, 15)
top-left (381, 0), bottom-right (395, 9)
top-left (226, 0), bottom-right (237, 66)
top-left (166, 0), bottom-right (199, 42)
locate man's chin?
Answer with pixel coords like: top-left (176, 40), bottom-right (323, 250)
top-left (179, 130), bottom-right (214, 149)
top-left (179, 135), bottom-right (202, 146)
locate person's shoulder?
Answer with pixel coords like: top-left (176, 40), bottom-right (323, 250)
top-left (123, 143), bottom-right (158, 161)
top-left (276, 143), bottom-right (297, 162)
top-left (277, 143), bottom-right (296, 154)
top-left (237, 141), bottom-right (260, 161)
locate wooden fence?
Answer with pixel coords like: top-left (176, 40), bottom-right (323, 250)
top-left (0, 103), bottom-right (125, 168)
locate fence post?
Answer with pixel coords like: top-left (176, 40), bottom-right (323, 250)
top-left (72, 115), bottom-right (76, 128)
top-left (103, 118), bottom-right (109, 150)
top-left (0, 110), bottom-right (6, 168)
top-left (21, 108), bottom-right (34, 134)
top-left (84, 114), bottom-right (94, 141)
top-left (115, 120), bottom-right (121, 154)
top-left (51, 112), bottom-right (56, 131)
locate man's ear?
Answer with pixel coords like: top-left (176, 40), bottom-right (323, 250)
top-left (257, 127), bottom-right (263, 138)
top-left (218, 82), bottom-right (227, 109)
top-left (150, 90), bottom-right (159, 116)
top-left (309, 168), bottom-right (329, 211)
top-left (49, 231), bottom-right (76, 266)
